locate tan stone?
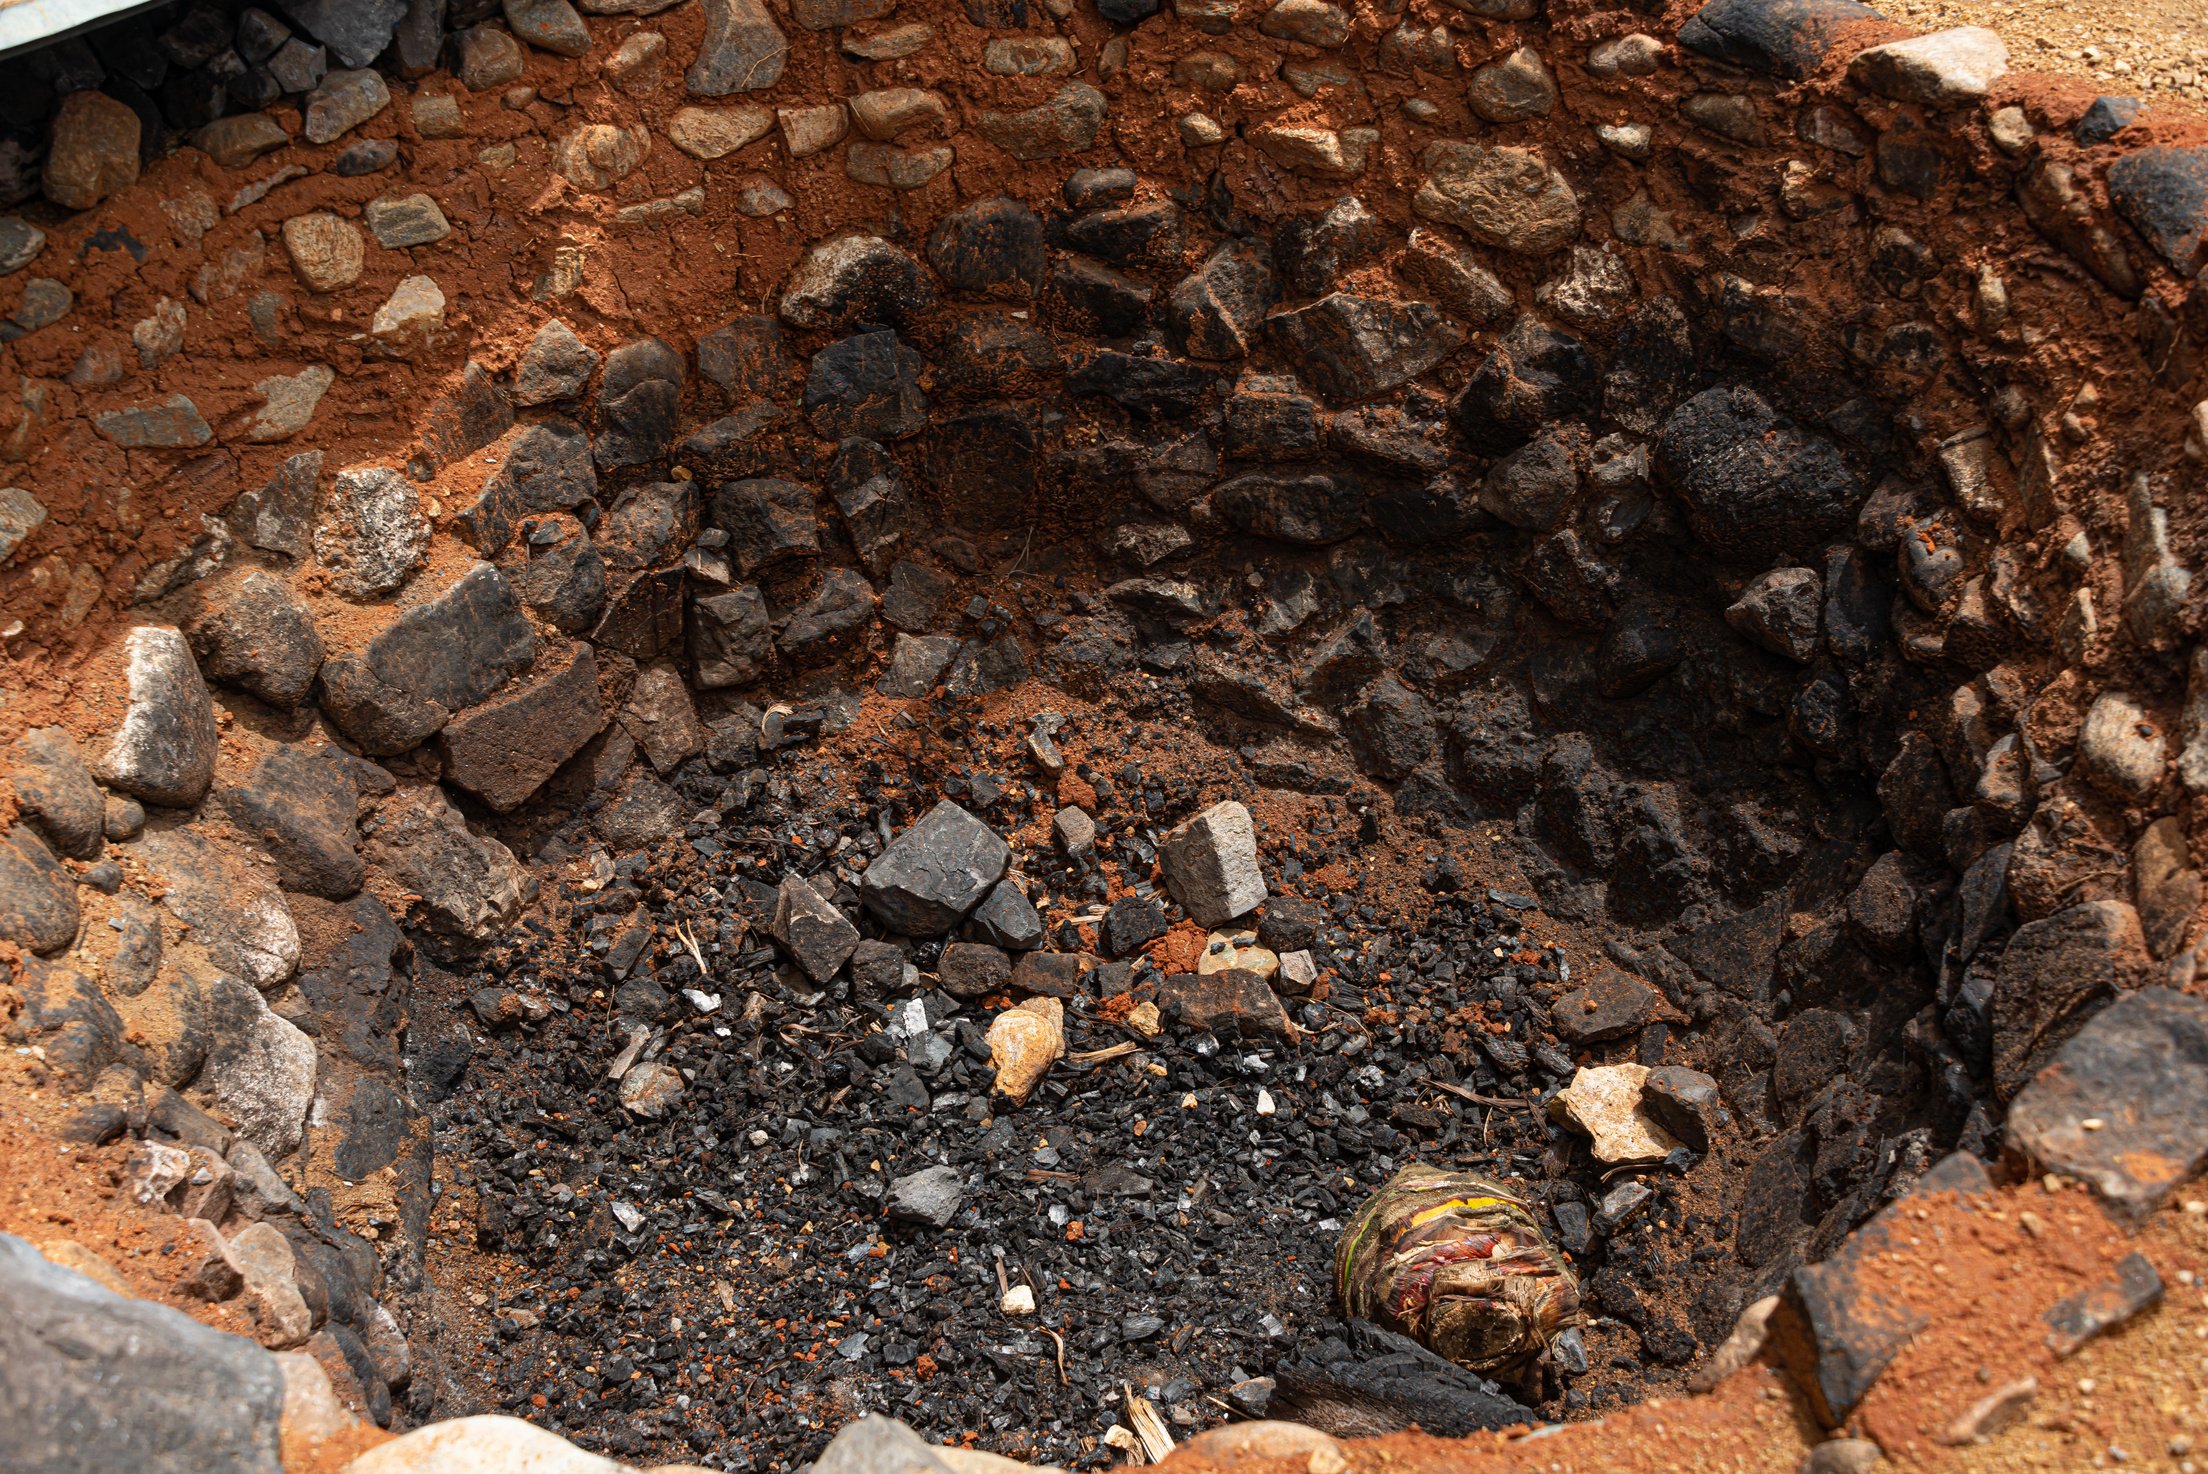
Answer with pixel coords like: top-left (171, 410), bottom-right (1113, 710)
top-left (777, 104), bottom-right (849, 158)
top-left (1549, 1063), bottom-right (1681, 1164)
top-left (666, 105), bottom-right (774, 159)
top-left (370, 276), bottom-right (446, 357)
top-left (554, 123), bottom-right (650, 191)
top-left (847, 142), bottom-right (954, 189)
top-left (988, 995), bottom-right (1064, 1105)
top-left (1197, 926), bottom-right (1278, 979)
top-left (44, 90), bottom-right (141, 209)
top-left (849, 87), bottom-right (950, 142)
top-left (1249, 123), bottom-right (1375, 180)
top-left (280, 212), bottom-right (364, 292)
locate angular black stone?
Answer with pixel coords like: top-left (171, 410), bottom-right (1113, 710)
top-left (926, 196), bottom-right (1046, 299)
top-left (1676, 0), bottom-right (1885, 79)
top-left (1656, 385), bottom-right (1861, 565)
top-left (1450, 315), bottom-right (1598, 456)
top-left (317, 564), bottom-right (538, 755)
top-left (860, 800), bottom-right (1009, 935)
top-left (805, 330), bottom-right (928, 442)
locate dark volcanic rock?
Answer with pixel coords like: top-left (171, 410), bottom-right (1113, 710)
top-left (317, 563), bottom-right (538, 755)
top-left (1068, 349), bottom-right (1212, 418)
top-left (826, 438), bottom-right (911, 574)
top-left (711, 478), bottom-right (822, 578)
top-left (1991, 899), bottom-right (2154, 1099)
top-left (1451, 315), bottom-right (1598, 456)
top-left (1552, 970), bottom-right (1659, 1045)
top-left (780, 235), bottom-right (937, 332)
top-left (860, 801), bottom-right (1009, 935)
top-left (437, 640), bottom-right (605, 811)
top-left (1266, 294), bottom-right (1464, 401)
top-left (596, 338), bottom-right (684, 470)
top-left (1212, 468), bottom-right (1368, 544)
top-left (1656, 385), bottom-right (1861, 565)
top-left (1770, 1153), bottom-right (1989, 1427)
top-left (1047, 255), bottom-right (1156, 337)
top-left (780, 567), bottom-right (878, 664)
top-left (187, 569), bottom-right (326, 708)
top-left (219, 743), bottom-right (364, 899)
top-left (1166, 239), bottom-right (1277, 360)
top-left (2006, 987), bottom-right (2207, 1221)
top-left (690, 585), bottom-right (774, 689)
top-left (0, 1230), bottom-right (287, 1474)
top-left (773, 874), bottom-right (860, 983)
top-left (925, 196), bottom-right (1046, 299)
top-left (2105, 145), bottom-right (2208, 275)
top-left (0, 827), bottom-right (79, 955)
top-left (1676, 0), bottom-right (1885, 79)
top-left (805, 330), bottom-right (928, 441)
top-left (1342, 675), bottom-right (1436, 780)
top-left (1159, 968), bottom-right (1296, 1042)
top-left (10, 726), bottom-right (105, 859)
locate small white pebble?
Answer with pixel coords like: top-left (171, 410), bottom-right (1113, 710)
top-left (2081, 1117), bottom-right (2105, 1131)
top-left (2079, 1377), bottom-right (2097, 1394)
top-left (1256, 1088), bottom-right (1276, 1117)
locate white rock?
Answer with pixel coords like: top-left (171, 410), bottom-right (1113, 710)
top-left (1849, 27), bottom-right (2008, 106)
top-left (1159, 800), bottom-right (1267, 927)
top-left (988, 996), bottom-right (1064, 1105)
top-left (1549, 1063), bottom-right (1680, 1164)
top-left (2078, 691), bottom-right (2167, 801)
top-left (200, 974), bottom-right (316, 1159)
top-left (369, 275), bottom-right (445, 357)
top-left (341, 1414), bottom-right (625, 1473)
top-left (93, 627), bottom-right (219, 809)
top-left (227, 1220), bottom-right (313, 1349)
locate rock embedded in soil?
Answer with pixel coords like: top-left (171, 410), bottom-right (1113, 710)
top-left (513, 319), bottom-right (600, 404)
top-left (1990, 899), bottom-right (2154, 1098)
top-left (314, 466), bottom-right (430, 600)
top-left (43, 90), bottom-right (141, 210)
top-left (303, 67), bottom-right (391, 144)
top-left (861, 800), bottom-right (1009, 934)
top-left (318, 563), bottom-right (537, 754)
top-left (187, 569), bottom-right (326, 709)
top-left (0, 1231), bottom-right (288, 1472)
top-left (667, 104), bottom-right (774, 159)
top-left (437, 640), bottom-right (605, 810)
top-left (364, 193), bottom-right (452, 249)
top-left (2006, 987), bottom-right (2208, 1222)
top-left (1676, 0), bottom-right (1885, 78)
top-left (0, 828), bottom-right (78, 955)
top-left (94, 627), bottom-right (220, 809)
top-left (688, 0), bottom-right (789, 94)
top-left (1771, 1152), bottom-right (1991, 1427)
top-left (978, 82), bottom-right (1108, 160)
top-left (1159, 799), bottom-right (1266, 927)
top-left (281, 212), bottom-right (364, 292)
top-left (772, 874), bottom-right (862, 983)
top-left (216, 744), bottom-right (365, 900)
top-left (10, 726), bottom-right (105, 860)
top-left (1412, 141), bottom-right (1579, 255)
top-left (1159, 967), bottom-right (1296, 1042)
top-left (1849, 26), bottom-right (2008, 106)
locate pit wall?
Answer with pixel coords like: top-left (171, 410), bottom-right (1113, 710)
top-left (0, 0), bottom-right (2205, 1451)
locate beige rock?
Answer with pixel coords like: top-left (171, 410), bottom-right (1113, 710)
top-left (1935, 1376), bottom-right (2037, 1446)
top-left (1197, 927), bottom-right (1278, 979)
top-left (984, 38), bottom-right (1074, 75)
top-left (370, 276), bottom-right (446, 357)
top-left (1180, 1422), bottom-right (1349, 1474)
top-left (1549, 1063), bottom-right (1680, 1164)
top-left (248, 364), bottom-right (336, 442)
top-left (666, 105), bottom-right (774, 159)
top-left (554, 123), bottom-right (650, 191)
top-left (193, 113), bottom-right (291, 168)
top-left (1414, 140), bottom-right (1581, 254)
top-left (847, 143), bottom-right (954, 189)
top-left (411, 94), bottom-right (465, 138)
top-left (281, 212), bottom-right (364, 292)
top-left (1688, 1293), bottom-right (1777, 1391)
top-left (1249, 123), bottom-right (1376, 179)
top-left (279, 1349), bottom-right (366, 1454)
top-left (228, 1221), bottom-right (313, 1349)
top-left (37, 1239), bottom-right (132, 1296)
top-left (843, 23), bottom-right (936, 60)
top-left (1179, 113), bottom-right (1226, 147)
top-left (988, 995), bottom-right (1065, 1105)
top-left (605, 30), bottom-right (667, 95)
top-left (732, 175), bottom-right (795, 215)
top-left (778, 104), bottom-right (850, 158)
top-left (341, 1415), bottom-right (625, 1473)
top-left (850, 87), bottom-right (950, 141)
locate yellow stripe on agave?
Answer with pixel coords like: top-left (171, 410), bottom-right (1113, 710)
top-left (1405, 1195), bottom-right (1521, 1230)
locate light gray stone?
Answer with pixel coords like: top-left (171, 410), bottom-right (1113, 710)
top-left (860, 800), bottom-right (1009, 935)
top-left (885, 1166), bottom-right (964, 1228)
top-left (686, 0), bottom-right (788, 94)
top-left (1160, 800), bottom-right (1267, 927)
top-left (1850, 27), bottom-right (2008, 106)
top-left (94, 628), bottom-right (219, 809)
top-left (200, 975), bottom-right (316, 1161)
top-left (772, 873), bottom-right (860, 983)
top-left (0, 1231), bottom-right (287, 1473)
top-left (2078, 691), bottom-right (2166, 801)
top-left (315, 465), bottom-right (429, 599)
top-left (302, 68), bottom-right (391, 145)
